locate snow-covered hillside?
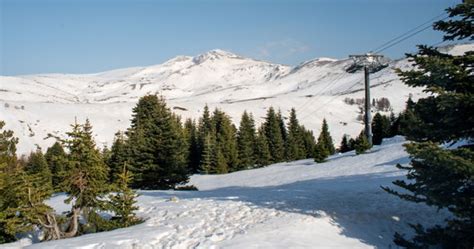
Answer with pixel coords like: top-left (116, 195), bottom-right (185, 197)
top-left (1, 44), bottom-right (472, 154)
top-left (1, 136), bottom-right (449, 249)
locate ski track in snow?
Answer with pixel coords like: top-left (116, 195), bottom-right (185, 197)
top-left (0, 137), bottom-right (451, 249)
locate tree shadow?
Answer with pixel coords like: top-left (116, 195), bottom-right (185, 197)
top-left (139, 172), bottom-right (447, 248)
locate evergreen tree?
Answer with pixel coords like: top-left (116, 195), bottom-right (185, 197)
top-left (126, 95), bottom-right (189, 189)
top-left (212, 108), bottom-right (238, 172)
top-left (371, 113), bottom-right (391, 145)
top-left (108, 163), bottom-right (140, 228)
top-left (339, 135), bottom-right (352, 153)
top-left (395, 97), bottom-right (424, 139)
top-left (237, 111), bottom-right (257, 170)
top-left (263, 107), bottom-right (285, 163)
top-left (0, 122), bottom-right (59, 242)
top-left (1, 167), bottom-right (58, 241)
top-left (254, 127), bottom-right (271, 167)
top-left (44, 142), bottom-right (67, 190)
top-left (285, 108), bottom-right (306, 161)
top-left (199, 134), bottom-right (214, 174)
top-left (184, 119), bottom-right (200, 174)
top-left (313, 142), bottom-right (329, 163)
top-left (25, 149), bottom-right (53, 195)
top-left (197, 105), bottom-right (215, 173)
top-left (354, 130), bottom-right (371, 155)
top-left (384, 3), bottom-right (474, 248)
top-left (0, 121), bottom-right (19, 243)
top-left (62, 119), bottom-right (110, 238)
top-left (301, 127), bottom-right (316, 158)
top-left (107, 132), bottom-right (128, 183)
top-left (317, 119), bottom-right (335, 155)
top-left (277, 110), bottom-right (288, 149)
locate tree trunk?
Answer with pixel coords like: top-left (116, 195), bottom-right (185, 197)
top-left (63, 207), bottom-right (80, 238)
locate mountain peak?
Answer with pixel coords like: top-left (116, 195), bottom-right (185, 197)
top-left (193, 49), bottom-right (242, 64)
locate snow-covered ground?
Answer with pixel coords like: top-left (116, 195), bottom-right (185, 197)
top-left (1, 136), bottom-right (450, 249)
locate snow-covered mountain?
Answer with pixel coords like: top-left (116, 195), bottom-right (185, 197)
top-left (1, 44), bottom-right (472, 154)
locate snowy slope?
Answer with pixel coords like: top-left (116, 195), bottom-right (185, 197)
top-left (1, 44), bottom-right (472, 154)
top-left (1, 136), bottom-right (450, 249)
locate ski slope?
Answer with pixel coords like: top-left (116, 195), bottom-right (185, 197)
top-left (1, 136), bottom-right (450, 249)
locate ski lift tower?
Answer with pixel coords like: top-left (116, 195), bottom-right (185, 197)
top-left (348, 53), bottom-right (386, 146)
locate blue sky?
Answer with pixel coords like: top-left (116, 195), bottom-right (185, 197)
top-left (0, 0), bottom-right (460, 75)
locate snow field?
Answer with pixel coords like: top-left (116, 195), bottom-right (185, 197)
top-left (1, 136), bottom-right (450, 249)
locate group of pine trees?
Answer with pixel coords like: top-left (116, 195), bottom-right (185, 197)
top-left (0, 94), bottom-right (341, 244)
top-left (0, 120), bottom-right (141, 243)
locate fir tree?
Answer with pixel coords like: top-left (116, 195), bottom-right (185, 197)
top-left (212, 108), bottom-right (238, 172)
top-left (126, 95), bottom-right (189, 189)
top-left (1, 168), bottom-right (58, 241)
top-left (285, 108), bottom-right (306, 161)
top-left (339, 135), bottom-right (352, 153)
top-left (371, 113), bottom-right (391, 145)
top-left (254, 127), bottom-right (271, 167)
top-left (354, 130), bottom-right (371, 155)
top-left (25, 149), bottom-right (53, 195)
top-left (384, 3), bottom-right (474, 248)
top-left (199, 134), bottom-right (214, 174)
top-left (277, 110), bottom-right (288, 149)
top-left (313, 142), bottom-right (329, 163)
top-left (107, 132), bottom-right (128, 183)
top-left (263, 107), bottom-right (285, 163)
top-left (44, 142), bottom-right (67, 190)
top-left (62, 119), bottom-right (110, 238)
top-left (301, 127), bottom-right (316, 158)
top-left (237, 111), bottom-right (257, 170)
top-left (108, 163), bottom-right (140, 228)
top-left (317, 119), bottom-right (335, 155)
top-left (313, 119), bottom-right (335, 162)
top-left (184, 119), bottom-right (200, 174)
top-left (0, 121), bottom-right (19, 243)
top-left (197, 105), bottom-right (215, 173)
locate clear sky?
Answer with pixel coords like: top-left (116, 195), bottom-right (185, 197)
top-left (0, 0), bottom-right (461, 75)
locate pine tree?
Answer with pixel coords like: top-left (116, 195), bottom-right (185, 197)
top-left (197, 105), bottom-right (215, 173)
top-left (126, 95), bottom-right (189, 189)
top-left (62, 119), bottom-right (110, 238)
top-left (277, 110), bottom-right (288, 149)
top-left (254, 127), bottom-right (271, 167)
top-left (107, 131), bottom-right (128, 183)
top-left (108, 163), bottom-right (140, 228)
top-left (0, 121), bottom-right (19, 243)
top-left (263, 107), bottom-right (285, 163)
top-left (212, 108), bottom-right (238, 172)
top-left (354, 130), bottom-right (371, 155)
top-left (1, 167), bottom-right (59, 241)
top-left (285, 108), bottom-right (306, 161)
top-left (44, 142), bottom-right (67, 190)
top-left (384, 3), bottom-right (474, 248)
top-left (313, 142), bottom-right (329, 163)
top-left (237, 111), bottom-right (257, 170)
top-left (313, 119), bottom-right (335, 162)
top-left (199, 134), bottom-right (214, 174)
top-left (184, 119), bottom-right (200, 174)
top-left (339, 135), bottom-right (352, 153)
top-left (318, 119), bottom-right (335, 155)
top-left (371, 113), bottom-right (391, 145)
top-left (301, 127), bottom-right (316, 158)
top-left (25, 149), bottom-right (53, 196)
